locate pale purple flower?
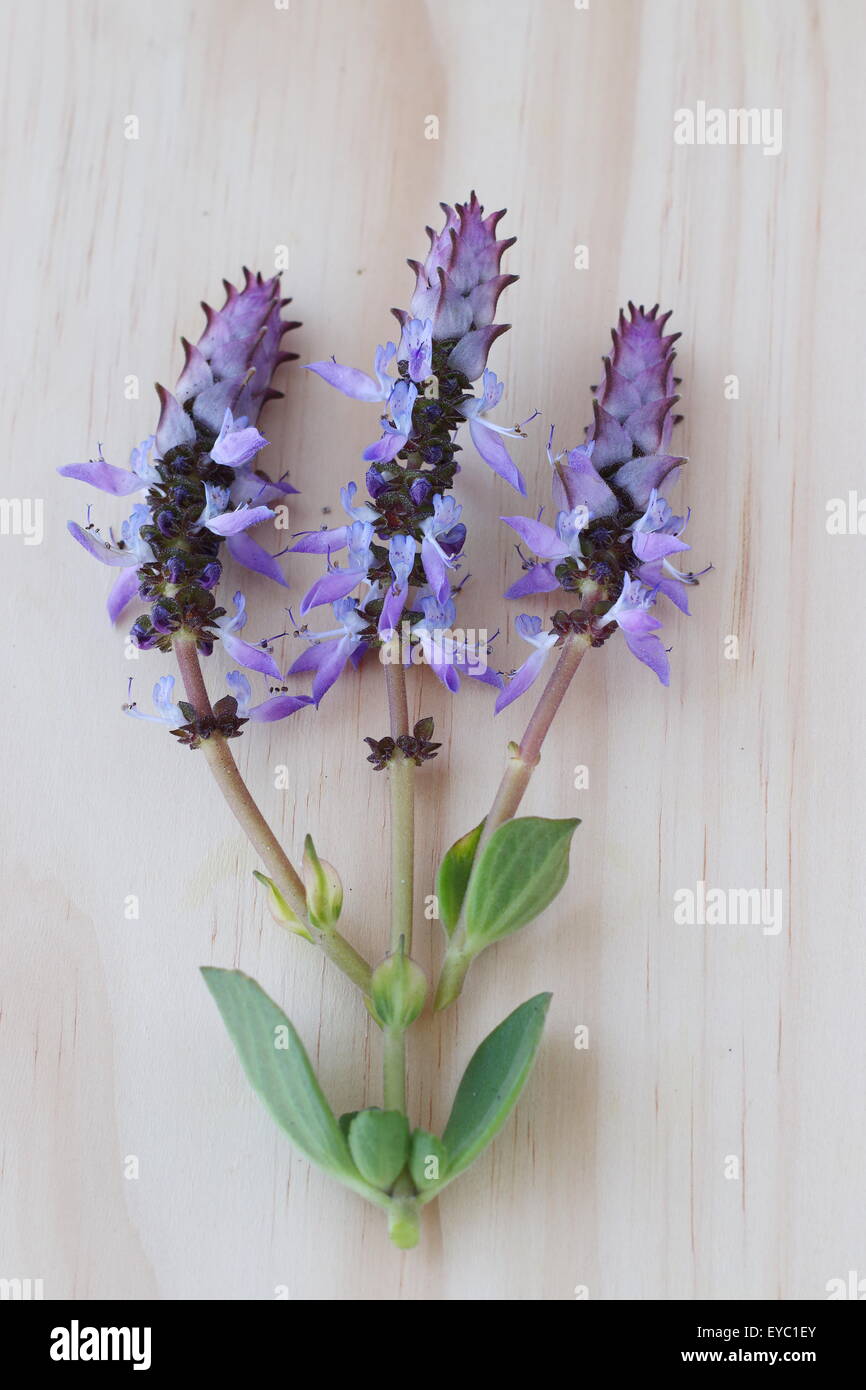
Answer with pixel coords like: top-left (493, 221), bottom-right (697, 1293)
top-left (627, 489), bottom-right (691, 563)
top-left (287, 596), bottom-right (373, 704)
top-left (304, 343), bottom-right (398, 403)
top-left (419, 494), bottom-right (464, 601)
top-left (67, 502), bottom-right (155, 573)
top-left (124, 674), bottom-right (185, 725)
top-left (62, 270), bottom-right (299, 630)
top-left (379, 534), bottom-right (416, 636)
top-left (299, 521), bottom-right (375, 614)
top-left (209, 408), bottom-right (268, 468)
top-left (225, 670), bottom-right (313, 722)
top-left (59, 436), bottom-right (159, 496)
top-left (363, 378), bottom-right (419, 463)
top-left (290, 481), bottom-right (380, 555)
top-left (410, 593), bottom-right (503, 695)
top-left (494, 615), bottom-right (559, 713)
top-left (214, 591), bottom-right (282, 679)
top-left (457, 369), bottom-right (527, 494)
top-left (500, 503), bottom-right (591, 598)
top-left (601, 575), bottom-right (669, 686)
top-left (401, 318), bottom-right (433, 383)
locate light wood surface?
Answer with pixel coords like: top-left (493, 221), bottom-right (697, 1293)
top-left (2, 0), bottom-right (864, 1301)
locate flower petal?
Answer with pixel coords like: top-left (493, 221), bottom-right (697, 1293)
top-left (305, 360), bottom-right (383, 402)
top-left (494, 645), bottom-right (552, 713)
top-left (469, 420), bottom-right (526, 494)
top-left (420, 536), bottom-right (451, 603)
top-left (107, 567), bottom-right (141, 623)
top-left (504, 562), bottom-right (561, 599)
top-left (249, 694), bottom-right (314, 721)
top-left (362, 430), bottom-right (408, 463)
top-left (218, 629), bottom-right (282, 679)
top-left (299, 568), bottom-right (365, 614)
top-left (58, 460), bottom-right (145, 496)
top-left (622, 628), bottom-right (670, 685)
top-left (67, 521), bottom-right (140, 567)
top-left (289, 526), bottom-right (349, 554)
top-left (226, 531), bottom-right (288, 586)
top-left (205, 504), bottom-right (275, 537)
top-left (500, 514), bottom-right (567, 559)
top-left (631, 530), bottom-right (690, 563)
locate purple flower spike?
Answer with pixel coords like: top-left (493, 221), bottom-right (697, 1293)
top-left (588, 303), bottom-right (685, 506)
top-left (296, 196), bottom-right (528, 698)
top-left (401, 192), bottom-right (517, 378)
top-left (62, 269), bottom-right (299, 669)
top-left (503, 305), bottom-right (704, 686)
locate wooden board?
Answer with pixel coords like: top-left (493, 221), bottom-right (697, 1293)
top-left (2, 0), bottom-right (864, 1300)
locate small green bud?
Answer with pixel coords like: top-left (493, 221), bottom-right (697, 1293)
top-left (252, 871), bottom-right (314, 941)
top-left (302, 834), bottom-right (344, 928)
top-left (370, 944), bottom-right (428, 1028)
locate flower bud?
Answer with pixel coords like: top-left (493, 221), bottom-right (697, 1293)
top-left (371, 947), bottom-right (427, 1029)
top-left (302, 834), bottom-right (343, 928)
top-left (252, 871), bottom-right (313, 941)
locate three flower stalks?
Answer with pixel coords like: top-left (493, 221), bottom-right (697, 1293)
top-left (62, 194), bottom-right (703, 1248)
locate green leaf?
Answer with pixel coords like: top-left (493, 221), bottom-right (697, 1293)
top-left (338, 1110), bottom-right (360, 1141)
top-left (408, 1129), bottom-right (448, 1195)
top-left (441, 992), bottom-right (551, 1185)
top-left (464, 817), bottom-right (579, 952)
top-left (436, 819), bottom-right (485, 936)
top-left (347, 1109), bottom-right (410, 1190)
top-left (201, 968), bottom-right (385, 1205)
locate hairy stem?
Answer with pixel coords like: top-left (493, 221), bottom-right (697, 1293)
top-left (434, 632), bottom-right (590, 1010)
top-left (175, 637), bottom-right (372, 994)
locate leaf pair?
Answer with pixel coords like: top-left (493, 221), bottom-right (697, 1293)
top-left (437, 815), bottom-right (580, 952)
top-left (202, 969), bottom-right (551, 1227)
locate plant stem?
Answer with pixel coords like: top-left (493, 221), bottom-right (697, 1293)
top-left (382, 1027), bottom-right (406, 1112)
top-left (434, 632), bottom-right (590, 1010)
top-left (384, 655), bottom-right (410, 742)
top-left (480, 631), bottom-right (590, 849)
top-left (174, 637), bottom-right (372, 995)
top-left (388, 753), bottom-right (415, 956)
top-left (381, 661), bottom-right (415, 1119)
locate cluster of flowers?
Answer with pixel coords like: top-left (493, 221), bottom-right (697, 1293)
top-left (500, 303), bottom-right (707, 691)
top-left (62, 211), bottom-right (703, 737)
top-left (60, 271), bottom-right (313, 725)
top-left (289, 192), bottom-right (531, 703)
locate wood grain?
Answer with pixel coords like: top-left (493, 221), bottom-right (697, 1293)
top-left (2, 0), bottom-right (864, 1300)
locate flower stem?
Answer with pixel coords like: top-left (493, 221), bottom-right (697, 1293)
top-left (479, 630), bottom-right (590, 848)
top-left (174, 637), bottom-right (372, 994)
top-left (382, 661), bottom-right (415, 1111)
top-left (434, 631), bottom-right (590, 1010)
